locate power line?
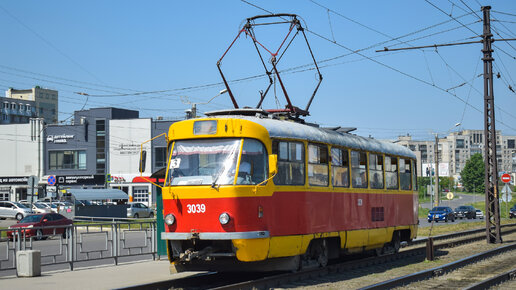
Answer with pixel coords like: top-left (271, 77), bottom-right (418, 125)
top-left (424, 0), bottom-right (479, 37)
top-left (0, 4), bottom-right (106, 85)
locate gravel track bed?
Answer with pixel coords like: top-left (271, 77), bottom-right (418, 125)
top-left (278, 231), bottom-right (516, 289)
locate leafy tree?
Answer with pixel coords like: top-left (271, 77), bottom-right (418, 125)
top-left (460, 153), bottom-right (485, 193)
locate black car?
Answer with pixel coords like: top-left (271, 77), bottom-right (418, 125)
top-left (510, 205), bottom-right (516, 219)
top-left (454, 205), bottom-right (476, 219)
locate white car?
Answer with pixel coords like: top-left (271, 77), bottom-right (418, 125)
top-left (38, 202), bottom-right (59, 213)
top-left (0, 201), bottom-right (34, 220)
top-left (476, 209), bottom-right (484, 219)
top-left (21, 202), bottom-right (52, 214)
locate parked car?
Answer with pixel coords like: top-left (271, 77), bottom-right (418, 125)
top-left (7, 213), bottom-right (73, 240)
top-left (127, 202), bottom-right (154, 218)
top-left (475, 209), bottom-right (484, 219)
top-left (428, 206), bottom-right (455, 223)
top-left (454, 205), bottom-right (476, 219)
top-left (39, 202), bottom-right (59, 213)
top-left (20, 202), bottom-right (52, 214)
top-left (0, 201), bottom-right (34, 221)
top-left (510, 205), bottom-right (516, 219)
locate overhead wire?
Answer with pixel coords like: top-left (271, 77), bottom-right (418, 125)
top-left (0, 3), bottom-right (106, 86)
top-left (241, 0), bottom-right (516, 132)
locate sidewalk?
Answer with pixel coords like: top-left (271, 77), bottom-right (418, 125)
top-left (0, 260), bottom-right (200, 290)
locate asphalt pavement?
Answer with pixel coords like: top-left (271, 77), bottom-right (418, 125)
top-left (0, 259), bottom-right (202, 290)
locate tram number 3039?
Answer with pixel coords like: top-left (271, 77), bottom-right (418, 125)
top-left (186, 204), bottom-right (206, 214)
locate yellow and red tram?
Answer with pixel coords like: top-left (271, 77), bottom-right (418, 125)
top-left (159, 111), bottom-right (418, 272)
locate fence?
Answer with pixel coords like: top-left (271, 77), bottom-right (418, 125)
top-left (0, 219), bottom-right (157, 272)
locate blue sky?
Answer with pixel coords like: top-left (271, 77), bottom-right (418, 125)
top-left (1, 0), bottom-right (515, 140)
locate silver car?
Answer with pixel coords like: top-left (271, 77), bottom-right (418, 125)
top-left (21, 202), bottom-right (52, 214)
top-left (0, 201), bottom-right (34, 221)
top-left (127, 202), bottom-right (154, 218)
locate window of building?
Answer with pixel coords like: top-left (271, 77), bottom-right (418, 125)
top-left (351, 150), bottom-right (367, 188)
top-left (11, 103), bottom-right (16, 110)
top-left (508, 139), bottom-right (515, 149)
top-left (133, 186), bottom-right (149, 205)
top-left (331, 147), bottom-right (349, 187)
top-left (385, 156), bottom-right (398, 190)
top-left (272, 140), bottom-right (305, 185)
top-left (456, 139), bottom-right (465, 149)
top-left (155, 147), bottom-right (167, 168)
top-left (369, 153), bottom-right (384, 189)
top-left (400, 158), bottom-right (412, 190)
top-left (96, 119), bottom-right (106, 174)
top-left (19, 104), bottom-right (25, 111)
top-left (26, 105), bottom-right (31, 112)
top-left (3, 102), bottom-right (8, 109)
top-left (308, 143), bottom-right (328, 186)
top-left (49, 150), bottom-right (86, 170)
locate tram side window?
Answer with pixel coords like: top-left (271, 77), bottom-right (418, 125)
top-left (385, 156), bottom-right (398, 190)
top-left (369, 154), bottom-right (384, 189)
top-left (308, 144), bottom-right (329, 186)
top-left (331, 148), bottom-right (349, 187)
top-left (411, 160), bottom-right (418, 190)
top-left (272, 140), bottom-right (305, 185)
top-left (351, 151), bottom-right (367, 188)
top-left (400, 158), bottom-right (412, 190)
top-left (237, 139), bottom-right (267, 185)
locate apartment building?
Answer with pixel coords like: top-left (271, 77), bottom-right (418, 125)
top-left (396, 130), bottom-right (516, 180)
top-left (5, 86), bottom-right (58, 124)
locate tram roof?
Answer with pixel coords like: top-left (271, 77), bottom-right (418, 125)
top-left (212, 115), bottom-right (415, 159)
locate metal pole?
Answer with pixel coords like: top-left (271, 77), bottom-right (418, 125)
top-left (482, 6), bottom-right (502, 244)
top-left (434, 134), bottom-right (440, 206)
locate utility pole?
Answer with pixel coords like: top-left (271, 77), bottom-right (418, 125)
top-left (434, 134), bottom-right (439, 207)
top-left (481, 6), bottom-right (502, 244)
top-left (375, 5), bottom-right (512, 244)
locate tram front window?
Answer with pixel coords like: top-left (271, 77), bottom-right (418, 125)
top-left (168, 139), bottom-right (241, 186)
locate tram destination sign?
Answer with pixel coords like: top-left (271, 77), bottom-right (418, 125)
top-left (56, 175), bottom-right (105, 185)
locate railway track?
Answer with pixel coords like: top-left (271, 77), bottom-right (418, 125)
top-left (119, 223), bottom-right (516, 290)
top-left (361, 243), bottom-right (516, 289)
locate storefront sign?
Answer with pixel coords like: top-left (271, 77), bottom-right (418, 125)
top-left (113, 144), bottom-right (141, 155)
top-left (56, 175), bottom-right (105, 185)
top-left (47, 134), bottom-right (75, 144)
top-left (0, 176), bottom-right (29, 185)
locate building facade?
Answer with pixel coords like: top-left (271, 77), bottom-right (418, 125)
top-left (0, 119), bottom-right (44, 201)
top-left (0, 96), bottom-right (37, 124)
top-left (397, 130), bottom-right (516, 181)
top-left (5, 87), bottom-right (58, 124)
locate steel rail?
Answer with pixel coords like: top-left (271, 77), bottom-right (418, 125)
top-left (360, 243), bottom-right (516, 289)
top-left (120, 223), bottom-right (516, 290)
top-left (464, 268), bottom-right (516, 290)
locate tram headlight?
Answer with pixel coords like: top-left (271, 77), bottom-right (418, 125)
top-left (164, 214), bottom-right (176, 225)
top-left (219, 212), bottom-right (230, 225)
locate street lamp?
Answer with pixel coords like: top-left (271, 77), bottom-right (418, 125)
top-left (433, 122), bottom-right (461, 207)
top-left (183, 89), bottom-right (228, 119)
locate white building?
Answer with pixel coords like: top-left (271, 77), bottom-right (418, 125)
top-left (108, 118), bottom-right (153, 205)
top-left (0, 119), bottom-right (45, 201)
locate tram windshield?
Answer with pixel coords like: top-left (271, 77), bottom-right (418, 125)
top-left (167, 138), bottom-right (268, 186)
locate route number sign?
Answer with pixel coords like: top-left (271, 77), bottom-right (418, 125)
top-left (501, 173), bottom-right (511, 183)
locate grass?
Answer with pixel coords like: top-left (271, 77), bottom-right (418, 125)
top-left (418, 219), bottom-right (515, 237)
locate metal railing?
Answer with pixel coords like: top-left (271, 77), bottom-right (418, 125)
top-left (0, 219), bottom-right (156, 272)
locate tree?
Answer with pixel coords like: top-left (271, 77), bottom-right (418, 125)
top-left (460, 153), bottom-right (485, 193)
